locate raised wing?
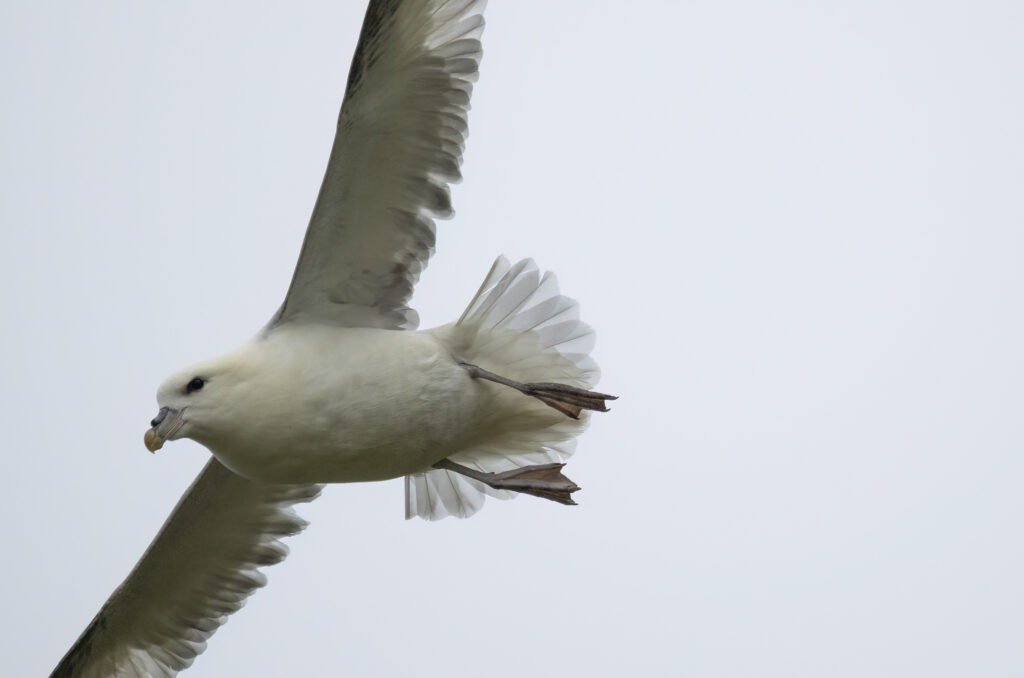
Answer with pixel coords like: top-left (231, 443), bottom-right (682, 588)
top-left (50, 459), bottom-right (321, 678)
top-left (272, 0), bottom-right (486, 331)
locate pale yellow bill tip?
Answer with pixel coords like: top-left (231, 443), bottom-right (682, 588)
top-left (144, 428), bottom-right (164, 453)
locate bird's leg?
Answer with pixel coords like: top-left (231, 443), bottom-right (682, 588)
top-left (459, 362), bottom-right (617, 419)
top-left (434, 458), bottom-right (581, 505)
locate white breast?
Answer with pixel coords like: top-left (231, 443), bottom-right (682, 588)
top-left (206, 325), bottom-right (482, 483)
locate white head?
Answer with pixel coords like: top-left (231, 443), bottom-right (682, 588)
top-left (144, 351), bottom-right (249, 453)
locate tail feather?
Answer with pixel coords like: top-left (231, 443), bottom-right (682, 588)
top-left (406, 256), bottom-right (602, 520)
top-left (405, 470), bottom-right (512, 522)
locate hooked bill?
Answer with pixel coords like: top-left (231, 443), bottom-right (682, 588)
top-left (144, 429), bottom-right (164, 453)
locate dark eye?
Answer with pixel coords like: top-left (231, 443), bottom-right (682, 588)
top-left (186, 377), bottom-right (205, 394)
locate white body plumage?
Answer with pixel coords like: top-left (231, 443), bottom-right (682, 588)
top-left (166, 327), bottom-right (478, 483)
top-left (152, 257), bottom-right (597, 506)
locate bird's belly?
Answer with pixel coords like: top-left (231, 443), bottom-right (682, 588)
top-left (207, 328), bottom-right (482, 484)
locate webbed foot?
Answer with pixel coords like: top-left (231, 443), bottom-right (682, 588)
top-left (460, 362), bottom-right (617, 419)
top-left (434, 459), bottom-right (581, 505)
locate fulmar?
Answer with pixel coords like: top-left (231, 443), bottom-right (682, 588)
top-left (51, 1), bottom-right (614, 676)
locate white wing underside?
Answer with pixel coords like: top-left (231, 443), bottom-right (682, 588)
top-left (50, 459), bottom-right (321, 678)
top-left (272, 0), bottom-right (486, 331)
top-left (405, 257), bottom-right (600, 521)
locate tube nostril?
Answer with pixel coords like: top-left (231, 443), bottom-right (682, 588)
top-left (150, 406), bottom-right (169, 429)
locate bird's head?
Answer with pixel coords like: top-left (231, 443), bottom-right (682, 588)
top-left (145, 353), bottom-right (246, 453)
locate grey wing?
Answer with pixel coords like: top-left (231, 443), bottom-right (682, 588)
top-left (272, 0), bottom-right (486, 331)
top-left (49, 459), bottom-right (322, 678)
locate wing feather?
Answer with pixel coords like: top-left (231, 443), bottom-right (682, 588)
top-left (49, 459), bottom-right (321, 678)
top-left (273, 0), bottom-right (487, 330)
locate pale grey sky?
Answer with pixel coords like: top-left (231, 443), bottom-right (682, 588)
top-left (3, 1), bottom-right (1024, 676)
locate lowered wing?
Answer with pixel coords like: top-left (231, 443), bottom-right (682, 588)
top-left (50, 459), bottom-right (321, 678)
top-left (272, 0), bottom-right (486, 331)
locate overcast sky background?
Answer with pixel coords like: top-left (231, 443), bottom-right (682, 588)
top-left (3, 1), bottom-right (1023, 676)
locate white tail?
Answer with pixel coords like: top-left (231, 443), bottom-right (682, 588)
top-left (405, 256), bottom-right (601, 520)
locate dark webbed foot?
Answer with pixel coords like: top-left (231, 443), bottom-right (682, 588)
top-left (435, 459), bottom-right (580, 505)
top-left (460, 362), bottom-right (617, 419)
